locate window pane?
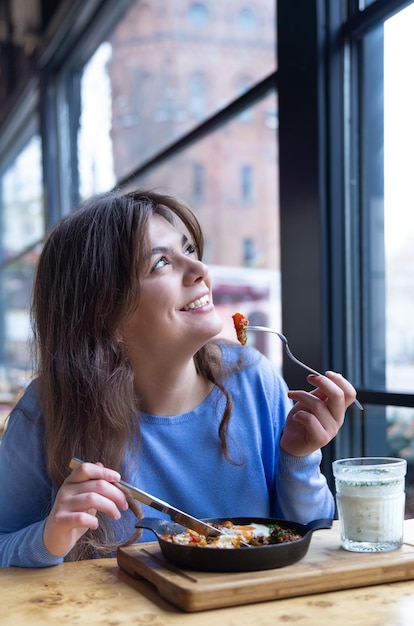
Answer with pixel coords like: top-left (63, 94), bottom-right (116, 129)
top-left (78, 43), bottom-right (116, 199)
top-left (358, 4), bottom-right (414, 520)
top-left (0, 135), bottom-right (44, 258)
top-left (360, 2), bottom-right (414, 393)
top-left (127, 93), bottom-right (282, 370)
top-left (77, 0), bottom-right (277, 188)
top-left (0, 248), bottom-right (39, 406)
top-left (353, 403), bottom-right (413, 518)
top-left (384, 4), bottom-right (414, 394)
top-left (387, 406), bottom-right (414, 518)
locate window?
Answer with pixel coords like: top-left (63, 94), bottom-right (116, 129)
top-left (384, 6), bottom-right (414, 394)
top-left (188, 3), bottom-right (209, 28)
top-left (189, 73), bottom-right (206, 119)
top-left (92, 0), bottom-right (276, 183)
top-left (0, 126), bottom-right (43, 400)
top-left (78, 43), bottom-right (115, 200)
top-left (243, 238), bottom-right (255, 265)
top-left (193, 163), bottom-right (205, 202)
top-left (241, 164), bottom-right (253, 202)
top-left (236, 8), bottom-right (258, 33)
top-left (277, 1), bottom-right (414, 508)
top-left (355, 2), bottom-right (414, 515)
top-left (1, 135), bottom-right (43, 257)
top-left (0, 250), bottom-right (39, 377)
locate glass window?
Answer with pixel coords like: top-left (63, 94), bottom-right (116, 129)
top-left (189, 73), bottom-right (206, 119)
top-left (241, 164), bottom-right (253, 202)
top-left (235, 7), bottom-right (258, 33)
top-left (384, 2), bottom-right (414, 521)
top-left (188, 2), bottom-right (209, 28)
top-left (384, 4), bottom-right (414, 394)
top-left (193, 163), bottom-right (205, 202)
top-left (356, 1), bottom-right (414, 513)
top-left (359, 2), bottom-right (414, 395)
top-left (0, 135), bottom-right (44, 258)
top-left (243, 237), bottom-right (256, 265)
top-left (78, 43), bottom-right (116, 200)
top-left (387, 405), bottom-right (414, 517)
top-left (0, 248), bottom-right (39, 409)
top-left (77, 0), bottom-right (277, 186)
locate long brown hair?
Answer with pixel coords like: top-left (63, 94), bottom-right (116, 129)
top-left (31, 188), bottom-right (239, 559)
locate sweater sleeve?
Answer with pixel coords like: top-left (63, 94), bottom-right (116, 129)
top-left (0, 383), bottom-right (63, 567)
top-left (0, 520), bottom-right (63, 568)
top-left (274, 449), bottom-right (335, 523)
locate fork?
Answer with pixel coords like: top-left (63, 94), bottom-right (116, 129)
top-left (246, 325), bottom-right (363, 410)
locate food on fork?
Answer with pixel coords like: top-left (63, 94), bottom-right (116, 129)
top-left (232, 312), bottom-right (249, 345)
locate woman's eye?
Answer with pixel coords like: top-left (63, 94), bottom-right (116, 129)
top-left (151, 244), bottom-right (196, 272)
top-left (152, 256), bottom-right (169, 271)
top-left (185, 243), bottom-right (196, 256)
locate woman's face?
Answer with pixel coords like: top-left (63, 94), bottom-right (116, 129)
top-left (120, 214), bottom-right (223, 359)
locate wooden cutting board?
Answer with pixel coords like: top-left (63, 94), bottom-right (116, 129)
top-left (117, 519), bottom-right (414, 612)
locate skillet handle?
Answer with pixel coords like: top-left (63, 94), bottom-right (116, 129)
top-left (304, 518), bottom-right (333, 532)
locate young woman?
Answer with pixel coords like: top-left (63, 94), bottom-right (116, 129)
top-left (0, 189), bottom-right (356, 567)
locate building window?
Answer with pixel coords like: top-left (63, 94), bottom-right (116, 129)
top-left (241, 164), bottom-right (253, 202)
top-left (243, 238), bottom-right (255, 266)
top-left (188, 3), bottom-right (209, 28)
top-left (193, 163), bottom-right (205, 202)
top-left (189, 73), bottom-right (206, 119)
top-left (235, 8), bottom-right (258, 33)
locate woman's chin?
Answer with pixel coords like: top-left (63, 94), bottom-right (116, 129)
top-left (193, 316), bottom-right (223, 343)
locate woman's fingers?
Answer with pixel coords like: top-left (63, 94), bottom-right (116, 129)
top-left (67, 461), bottom-right (129, 512)
top-left (68, 460), bottom-right (121, 486)
top-left (281, 372), bottom-right (357, 456)
top-left (288, 372), bottom-right (356, 423)
top-left (43, 460), bottom-right (129, 557)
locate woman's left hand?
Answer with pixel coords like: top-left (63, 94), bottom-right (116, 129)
top-left (280, 371), bottom-right (357, 457)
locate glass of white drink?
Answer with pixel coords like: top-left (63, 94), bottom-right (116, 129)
top-left (332, 457), bottom-right (407, 552)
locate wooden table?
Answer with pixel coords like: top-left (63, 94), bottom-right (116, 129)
top-left (2, 524), bottom-right (414, 625)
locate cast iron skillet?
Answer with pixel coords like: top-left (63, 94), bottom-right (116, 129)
top-left (135, 516), bottom-right (332, 572)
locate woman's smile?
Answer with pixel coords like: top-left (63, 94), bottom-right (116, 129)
top-left (181, 294), bottom-right (210, 311)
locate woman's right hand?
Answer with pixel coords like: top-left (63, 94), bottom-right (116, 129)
top-left (43, 461), bottom-right (129, 557)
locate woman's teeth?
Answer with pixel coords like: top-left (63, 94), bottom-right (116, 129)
top-left (183, 296), bottom-right (209, 311)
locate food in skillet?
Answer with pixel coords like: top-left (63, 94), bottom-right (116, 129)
top-left (161, 520), bottom-right (302, 549)
top-left (232, 312), bottom-right (249, 346)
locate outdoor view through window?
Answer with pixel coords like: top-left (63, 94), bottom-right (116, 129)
top-left (384, 4), bottom-right (414, 394)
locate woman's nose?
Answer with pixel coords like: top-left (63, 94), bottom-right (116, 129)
top-left (183, 257), bottom-right (209, 284)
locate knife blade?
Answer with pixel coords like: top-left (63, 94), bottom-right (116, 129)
top-left (69, 457), bottom-right (222, 537)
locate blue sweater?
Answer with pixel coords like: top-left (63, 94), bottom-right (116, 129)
top-left (0, 345), bottom-right (334, 567)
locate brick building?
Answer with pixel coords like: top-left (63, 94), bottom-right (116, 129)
top-left (106, 0), bottom-right (279, 271)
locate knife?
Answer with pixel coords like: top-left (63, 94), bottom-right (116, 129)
top-left (69, 457), bottom-right (222, 537)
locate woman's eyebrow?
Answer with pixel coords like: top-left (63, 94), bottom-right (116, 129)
top-left (150, 234), bottom-right (188, 256)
